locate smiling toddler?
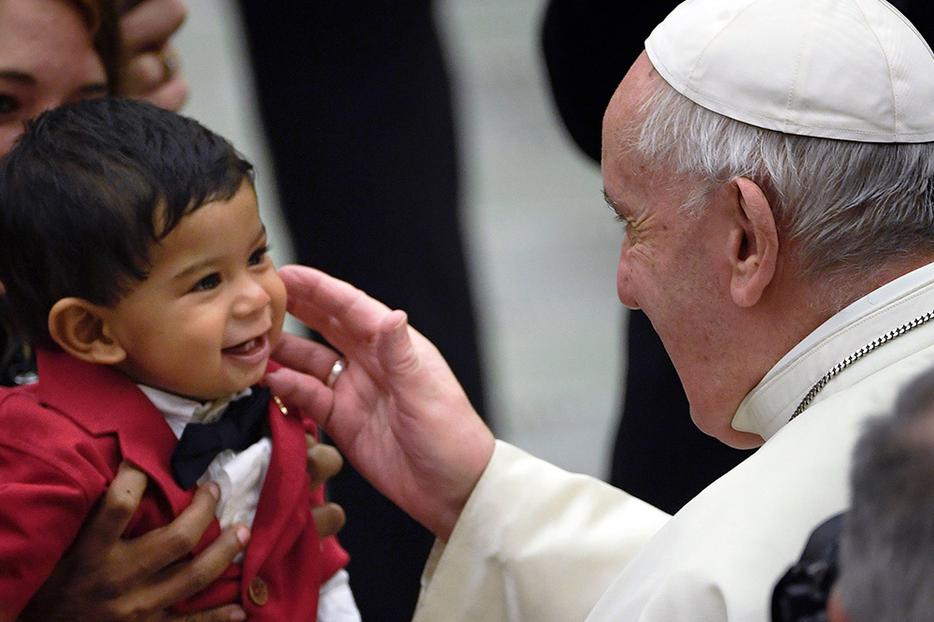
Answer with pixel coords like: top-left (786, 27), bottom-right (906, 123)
top-left (0, 98), bottom-right (358, 620)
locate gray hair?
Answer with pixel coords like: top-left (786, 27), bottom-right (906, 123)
top-left (836, 370), bottom-right (934, 621)
top-left (630, 79), bottom-right (934, 289)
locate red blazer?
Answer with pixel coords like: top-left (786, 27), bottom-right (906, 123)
top-left (0, 349), bottom-right (348, 621)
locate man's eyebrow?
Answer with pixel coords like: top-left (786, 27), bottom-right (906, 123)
top-left (0, 70), bottom-right (36, 86)
top-left (172, 225), bottom-right (268, 282)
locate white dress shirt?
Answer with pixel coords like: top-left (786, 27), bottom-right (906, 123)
top-left (139, 385), bottom-right (360, 622)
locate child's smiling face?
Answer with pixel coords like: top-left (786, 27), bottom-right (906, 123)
top-left (103, 181), bottom-right (287, 401)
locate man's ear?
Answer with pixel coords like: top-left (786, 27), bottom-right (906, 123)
top-left (727, 177), bottom-right (779, 307)
top-left (48, 298), bottom-right (126, 365)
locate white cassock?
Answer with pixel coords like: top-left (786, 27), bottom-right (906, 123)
top-left (413, 262), bottom-right (934, 621)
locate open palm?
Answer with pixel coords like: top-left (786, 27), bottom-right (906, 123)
top-left (265, 265), bottom-right (494, 539)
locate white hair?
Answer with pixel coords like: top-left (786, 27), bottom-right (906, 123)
top-left (630, 79), bottom-right (934, 288)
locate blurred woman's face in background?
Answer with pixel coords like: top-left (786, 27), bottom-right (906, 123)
top-left (0, 0), bottom-right (107, 156)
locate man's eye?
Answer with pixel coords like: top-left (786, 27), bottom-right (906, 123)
top-left (615, 214), bottom-right (631, 230)
top-left (248, 245), bottom-right (269, 266)
top-left (0, 95), bottom-right (20, 116)
top-left (192, 273), bottom-right (221, 292)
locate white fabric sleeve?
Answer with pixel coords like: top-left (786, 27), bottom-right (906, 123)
top-left (317, 569), bottom-right (361, 622)
top-left (413, 441), bottom-right (670, 622)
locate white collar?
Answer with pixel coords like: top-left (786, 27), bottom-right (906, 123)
top-left (138, 385), bottom-right (252, 439)
top-left (732, 261), bottom-right (934, 439)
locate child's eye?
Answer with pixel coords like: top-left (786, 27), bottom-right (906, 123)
top-left (248, 245), bottom-right (269, 267)
top-left (192, 272), bottom-right (221, 292)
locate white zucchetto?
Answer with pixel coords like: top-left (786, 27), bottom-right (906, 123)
top-left (645, 0), bottom-right (934, 143)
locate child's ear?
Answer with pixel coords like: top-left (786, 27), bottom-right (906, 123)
top-left (48, 298), bottom-right (126, 365)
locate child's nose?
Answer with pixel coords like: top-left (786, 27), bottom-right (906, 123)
top-left (233, 276), bottom-right (272, 317)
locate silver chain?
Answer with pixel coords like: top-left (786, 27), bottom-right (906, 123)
top-left (790, 309), bottom-right (934, 419)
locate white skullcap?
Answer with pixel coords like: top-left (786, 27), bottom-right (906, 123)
top-left (644, 0), bottom-right (934, 143)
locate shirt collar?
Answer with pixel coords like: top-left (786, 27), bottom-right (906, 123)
top-left (732, 261), bottom-right (934, 439)
top-left (138, 384), bottom-right (252, 439)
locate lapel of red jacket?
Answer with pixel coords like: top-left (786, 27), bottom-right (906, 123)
top-left (242, 378), bottom-right (309, 577)
top-left (36, 350), bottom-right (308, 566)
top-left (35, 349), bottom-right (195, 516)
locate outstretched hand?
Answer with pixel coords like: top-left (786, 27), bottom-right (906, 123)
top-left (265, 265), bottom-right (495, 540)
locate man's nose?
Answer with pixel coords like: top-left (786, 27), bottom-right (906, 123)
top-left (616, 258), bottom-right (640, 310)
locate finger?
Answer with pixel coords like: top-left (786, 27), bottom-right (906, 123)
top-left (166, 604), bottom-right (246, 622)
top-left (120, 0), bottom-right (187, 52)
top-left (311, 502), bottom-right (346, 538)
top-left (271, 331), bottom-right (341, 380)
top-left (122, 51), bottom-right (165, 93)
top-left (79, 462), bottom-right (148, 551)
top-left (137, 524), bottom-right (250, 612)
top-left (121, 49), bottom-right (188, 109)
top-left (120, 482), bottom-right (221, 580)
top-left (264, 367), bottom-right (335, 428)
top-left (307, 441), bottom-right (344, 488)
top-left (279, 265), bottom-right (393, 346)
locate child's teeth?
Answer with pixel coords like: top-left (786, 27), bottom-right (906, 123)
top-left (228, 338), bottom-right (255, 353)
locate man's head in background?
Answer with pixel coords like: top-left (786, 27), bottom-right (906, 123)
top-left (827, 368), bottom-right (934, 621)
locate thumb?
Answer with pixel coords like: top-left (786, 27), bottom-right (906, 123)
top-left (377, 310), bottom-right (419, 379)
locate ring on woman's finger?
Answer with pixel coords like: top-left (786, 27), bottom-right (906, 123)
top-left (326, 359), bottom-right (346, 388)
top-left (159, 48), bottom-right (180, 81)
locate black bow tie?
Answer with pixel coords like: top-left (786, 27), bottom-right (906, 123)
top-left (170, 386), bottom-right (271, 489)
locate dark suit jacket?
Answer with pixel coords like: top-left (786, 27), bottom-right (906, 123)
top-left (0, 349), bottom-right (347, 620)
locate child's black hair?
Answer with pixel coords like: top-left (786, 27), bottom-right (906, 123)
top-left (0, 97), bottom-right (254, 347)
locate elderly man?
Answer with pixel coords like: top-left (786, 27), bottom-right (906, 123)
top-left (259, 0), bottom-right (934, 620)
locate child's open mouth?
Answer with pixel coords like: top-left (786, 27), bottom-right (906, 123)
top-left (223, 335), bottom-right (268, 358)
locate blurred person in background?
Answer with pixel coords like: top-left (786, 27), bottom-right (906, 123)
top-left (829, 370), bottom-right (934, 621)
top-left (772, 367), bottom-right (934, 622)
